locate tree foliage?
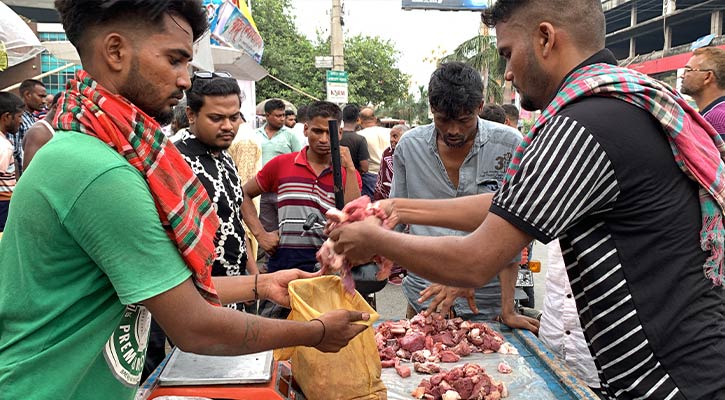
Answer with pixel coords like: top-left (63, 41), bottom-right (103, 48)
top-left (252, 0), bottom-right (323, 106)
top-left (251, 0), bottom-right (408, 108)
top-left (440, 34), bottom-right (506, 104)
top-left (378, 85), bottom-right (431, 126)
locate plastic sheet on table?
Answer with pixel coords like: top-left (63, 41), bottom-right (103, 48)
top-left (381, 351), bottom-right (558, 399)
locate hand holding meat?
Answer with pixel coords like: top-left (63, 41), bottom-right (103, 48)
top-left (257, 229), bottom-right (280, 255)
top-left (320, 196), bottom-right (396, 292)
top-left (419, 284), bottom-right (479, 318)
top-left (313, 310), bottom-right (370, 352)
top-left (262, 269), bottom-right (321, 307)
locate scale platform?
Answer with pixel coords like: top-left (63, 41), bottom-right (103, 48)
top-left (138, 349), bottom-right (306, 400)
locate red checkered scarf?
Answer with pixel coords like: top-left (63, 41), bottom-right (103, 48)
top-left (52, 70), bottom-right (221, 304)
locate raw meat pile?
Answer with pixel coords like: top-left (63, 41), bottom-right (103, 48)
top-left (375, 313), bottom-right (517, 378)
top-left (317, 196), bottom-right (395, 292)
top-left (411, 363), bottom-right (508, 400)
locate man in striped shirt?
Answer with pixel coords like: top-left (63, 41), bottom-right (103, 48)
top-left (14, 79), bottom-right (47, 176)
top-left (242, 101), bottom-right (361, 317)
top-left (329, 1), bottom-right (725, 399)
top-left (0, 92), bottom-right (23, 231)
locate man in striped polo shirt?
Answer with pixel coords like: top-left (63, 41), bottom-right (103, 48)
top-left (0, 92), bottom-right (23, 232)
top-left (242, 101), bottom-right (361, 317)
top-left (329, 1), bottom-right (725, 398)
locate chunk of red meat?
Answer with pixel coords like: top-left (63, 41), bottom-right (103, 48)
top-left (379, 346), bottom-right (397, 361)
top-left (319, 196), bottom-right (396, 292)
top-left (432, 331), bottom-right (456, 347)
top-left (430, 372), bottom-right (446, 386)
top-left (414, 362), bottom-right (441, 374)
top-left (381, 359), bottom-right (396, 368)
top-left (395, 361), bottom-right (412, 378)
top-left (439, 350), bottom-right (461, 363)
top-left (450, 340), bottom-right (472, 357)
top-left (451, 376), bottom-right (475, 399)
top-left (400, 332), bottom-right (426, 352)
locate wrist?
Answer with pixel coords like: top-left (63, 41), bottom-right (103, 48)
top-left (256, 273), bottom-right (268, 300)
top-left (309, 318), bottom-right (325, 347)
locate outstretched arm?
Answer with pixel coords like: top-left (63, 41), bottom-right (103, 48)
top-left (330, 212), bottom-right (532, 289)
top-left (382, 193), bottom-right (493, 232)
top-left (144, 277), bottom-right (369, 355)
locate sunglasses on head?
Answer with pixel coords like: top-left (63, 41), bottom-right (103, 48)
top-left (192, 71), bottom-right (233, 80)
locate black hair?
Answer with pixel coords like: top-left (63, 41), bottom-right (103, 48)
top-left (342, 104), bottom-right (360, 124)
top-left (54, 0), bottom-right (208, 57)
top-left (19, 79), bottom-right (45, 96)
top-left (264, 99), bottom-right (286, 115)
top-left (481, 0), bottom-right (605, 50)
top-left (284, 109), bottom-right (296, 117)
top-left (480, 104), bottom-right (506, 124)
top-left (306, 101), bottom-right (342, 124)
top-left (297, 105), bottom-right (309, 123)
top-left (185, 76), bottom-right (241, 114)
top-left (501, 103), bottom-right (519, 121)
top-left (50, 92), bottom-right (63, 108)
top-left (0, 92), bottom-right (25, 117)
top-left (428, 62), bottom-right (483, 118)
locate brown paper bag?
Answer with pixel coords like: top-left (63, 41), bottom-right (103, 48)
top-left (275, 276), bottom-right (387, 400)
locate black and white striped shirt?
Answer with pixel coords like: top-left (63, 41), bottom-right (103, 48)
top-left (491, 94), bottom-right (725, 399)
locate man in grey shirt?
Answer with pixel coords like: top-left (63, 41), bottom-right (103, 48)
top-left (392, 62), bottom-right (537, 331)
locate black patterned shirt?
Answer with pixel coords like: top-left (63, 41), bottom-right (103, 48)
top-left (173, 132), bottom-right (248, 278)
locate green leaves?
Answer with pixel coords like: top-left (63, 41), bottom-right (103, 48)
top-left (252, 0), bottom-right (408, 108)
top-left (440, 34), bottom-right (505, 104)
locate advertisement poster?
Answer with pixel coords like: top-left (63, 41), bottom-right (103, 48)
top-left (204, 0), bottom-right (264, 63)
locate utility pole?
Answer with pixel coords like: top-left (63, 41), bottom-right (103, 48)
top-left (331, 0), bottom-right (344, 71)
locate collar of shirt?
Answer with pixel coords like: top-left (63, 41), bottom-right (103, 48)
top-left (702, 95), bottom-right (725, 116)
top-left (255, 123), bottom-right (291, 138)
top-left (555, 48), bottom-right (618, 96)
top-left (293, 146), bottom-right (333, 178)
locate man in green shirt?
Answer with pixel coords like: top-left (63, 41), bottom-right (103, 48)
top-left (0, 2), bottom-right (368, 399)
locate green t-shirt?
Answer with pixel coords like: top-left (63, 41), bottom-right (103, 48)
top-left (0, 131), bottom-right (192, 399)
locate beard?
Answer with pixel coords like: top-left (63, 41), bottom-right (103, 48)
top-left (442, 135), bottom-right (467, 148)
top-left (120, 57), bottom-right (178, 126)
top-left (517, 47), bottom-right (551, 112)
top-left (680, 82), bottom-right (698, 97)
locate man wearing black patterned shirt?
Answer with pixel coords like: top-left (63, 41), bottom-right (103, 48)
top-left (329, 1), bottom-right (725, 399)
top-left (173, 74), bottom-right (258, 297)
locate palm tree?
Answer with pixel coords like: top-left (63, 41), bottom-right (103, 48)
top-left (440, 34), bottom-right (505, 104)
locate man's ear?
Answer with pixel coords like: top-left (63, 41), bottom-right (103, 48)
top-left (100, 32), bottom-right (132, 73)
top-left (185, 106), bottom-right (195, 125)
top-left (537, 22), bottom-right (557, 58)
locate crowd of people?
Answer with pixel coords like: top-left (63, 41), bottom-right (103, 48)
top-left (0, 0), bottom-right (724, 399)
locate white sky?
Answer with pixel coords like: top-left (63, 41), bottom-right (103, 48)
top-left (288, 0), bottom-right (483, 95)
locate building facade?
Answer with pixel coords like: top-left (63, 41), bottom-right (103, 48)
top-left (603, 0), bottom-right (724, 88)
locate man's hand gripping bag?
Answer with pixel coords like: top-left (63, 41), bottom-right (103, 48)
top-left (275, 275), bottom-right (387, 399)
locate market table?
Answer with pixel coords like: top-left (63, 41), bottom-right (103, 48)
top-left (137, 323), bottom-right (599, 400)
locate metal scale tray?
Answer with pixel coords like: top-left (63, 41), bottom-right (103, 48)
top-left (158, 348), bottom-right (274, 386)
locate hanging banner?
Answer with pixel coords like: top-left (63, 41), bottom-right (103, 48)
top-left (204, 0), bottom-right (264, 63)
top-left (401, 0), bottom-right (488, 11)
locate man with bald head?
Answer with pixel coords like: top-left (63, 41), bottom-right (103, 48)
top-left (329, 0), bottom-right (725, 398)
top-left (357, 106), bottom-right (389, 198)
top-left (0, 1), bottom-right (368, 398)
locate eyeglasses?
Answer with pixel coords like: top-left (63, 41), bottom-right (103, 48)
top-left (192, 71), bottom-right (233, 80)
top-left (683, 66), bottom-right (715, 75)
